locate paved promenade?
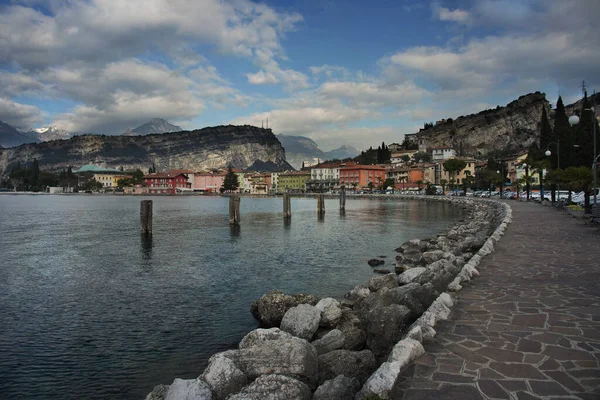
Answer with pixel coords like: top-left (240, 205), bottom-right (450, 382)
top-left (391, 201), bottom-right (600, 400)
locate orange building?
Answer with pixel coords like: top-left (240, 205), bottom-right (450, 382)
top-left (194, 170), bottom-right (226, 193)
top-left (339, 164), bottom-right (386, 189)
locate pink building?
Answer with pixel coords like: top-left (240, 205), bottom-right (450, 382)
top-left (194, 171), bottom-right (226, 193)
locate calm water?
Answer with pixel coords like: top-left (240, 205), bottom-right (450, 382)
top-left (0, 195), bottom-right (463, 399)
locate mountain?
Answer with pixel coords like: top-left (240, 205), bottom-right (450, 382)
top-left (0, 121), bottom-right (40, 148)
top-left (276, 135), bottom-right (326, 169)
top-left (413, 92), bottom-right (551, 157)
top-left (324, 145), bottom-right (360, 160)
top-left (0, 125), bottom-right (292, 176)
top-left (33, 126), bottom-right (72, 141)
top-left (124, 118), bottom-right (183, 136)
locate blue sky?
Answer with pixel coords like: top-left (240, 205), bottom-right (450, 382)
top-left (0, 0), bottom-right (598, 150)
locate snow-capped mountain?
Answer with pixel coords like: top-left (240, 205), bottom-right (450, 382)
top-left (0, 121), bottom-right (40, 148)
top-left (33, 126), bottom-right (72, 141)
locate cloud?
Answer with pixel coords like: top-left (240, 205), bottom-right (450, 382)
top-left (246, 70), bottom-right (279, 85)
top-left (432, 3), bottom-right (469, 23)
top-left (0, 98), bottom-right (44, 128)
top-left (319, 81), bottom-right (430, 108)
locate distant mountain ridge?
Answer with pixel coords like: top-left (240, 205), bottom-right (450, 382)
top-left (124, 118), bottom-right (183, 136)
top-left (0, 121), bottom-right (39, 148)
top-left (276, 135), bottom-right (360, 169)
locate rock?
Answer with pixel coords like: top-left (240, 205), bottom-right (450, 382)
top-left (401, 249), bottom-right (425, 266)
top-left (311, 329), bottom-right (344, 355)
top-left (312, 375), bottom-right (361, 400)
top-left (412, 283), bottom-right (438, 309)
top-left (366, 304), bottom-right (411, 361)
top-left (231, 337), bottom-right (318, 387)
top-left (318, 349), bottom-right (377, 385)
top-left (422, 250), bottom-right (445, 264)
top-left (292, 293), bottom-right (320, 306)
top-left (315, 298), bottom-right (342, 328)
top-left (394, 264), bottom-right (407, 274)
top-left (355, 361), bottom-right (404, 400)
top-left (280, 304), bottom-right (321, 340)
top-left (336, 309), bottom-right (366, 351)
top-left (250, 290), bottom-right (298, 327)
top-left (374, 268), bottom-right (391, 274)
top-left (238, 328), bottom-right (293, 349)
top-left (368, 273), bottom-right (398, 292)
top-left (368, 258), bottom-right (385, 267)
top-left (388, 338), bottom-right (425, 364)
top-left (146, 384), bottom-right (169, 400)
top-left (387, 285), bottom-right (424, 317)
top-left (227, 375), bottom-right (311, 400)
top-left (344, 284), bottom-right (371, 305)
top-left (164, 379), bottom-right (212, 400)
top-left (405, 326), bottom-right (423, 342)
top-left (201, 354), bottom-right (247, 400)
top-left (397, 267), bottom-right (426, 284)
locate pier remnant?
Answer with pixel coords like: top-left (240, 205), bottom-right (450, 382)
top-left (283, 193), bottom-right (292, 219)
top-left (317, 194), bottom-right (325, 215)
top-left (340, 186), bottom-right (346, 211)
top-left (140, 200), bottom-right (153, 235)
top-left (229, 195), bottom-right (241, 225)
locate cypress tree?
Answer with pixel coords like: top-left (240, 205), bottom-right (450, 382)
top-left (554, 96), bottom-right (574, 169)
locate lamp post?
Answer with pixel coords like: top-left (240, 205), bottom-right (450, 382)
top-left (496, 169), bottom-right (503, 198)
top-left (545, 141), bottom-right (560, 203)
top-left (521, 163), bottom-right (530, 201)
top-left (569, 106), bottom-right (597, 205)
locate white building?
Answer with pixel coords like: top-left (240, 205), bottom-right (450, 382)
top-left (307, 162), bottom-right (341, 192)
top-left (431, 147), bottom-right (456, 162)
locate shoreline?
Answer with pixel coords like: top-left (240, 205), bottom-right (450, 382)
top-left (145, 195), bottom-right (511, 400)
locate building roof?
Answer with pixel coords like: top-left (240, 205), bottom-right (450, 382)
top-left (431, 146), bottom-right (454, 150)
top-left (73, 164), bottom-right (127, 174)
top-left (143, 172), bottom-right (189, 179)
top-left (340, 164), bottom-right (386, 171)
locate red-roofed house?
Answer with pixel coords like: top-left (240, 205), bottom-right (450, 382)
top-left (143, 172), bottom-right (191, 194)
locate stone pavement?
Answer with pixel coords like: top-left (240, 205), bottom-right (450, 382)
top-left (391, 201), bottom-right (600, 400)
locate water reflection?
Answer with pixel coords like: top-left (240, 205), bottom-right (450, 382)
top-left (339, 209), bottom-right (346, 218)
top-left (317, 213), bottom-right (325, 222)
top-left (140, 234), bottom-right (153, 261)
top-left (229, 224), bottom-right (241, 238)
top-left (283, 218), bottom-right (292, 229)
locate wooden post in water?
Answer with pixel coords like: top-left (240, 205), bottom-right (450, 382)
top-left (229, 195), bottom-right (241, 225)
top-left (140, 200), bottom-right (153, 235)
top-left (317, 194), bottom-right (325, 215)
top-left (283, 193), bottom-right (292, 219)
top-left (340, 186), bottom-right (346, 211)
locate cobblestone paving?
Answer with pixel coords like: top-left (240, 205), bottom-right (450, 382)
top-left (391, 201), bottom-right (600, 400)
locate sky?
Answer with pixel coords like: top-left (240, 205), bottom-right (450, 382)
top-left (0, 0), bottom-right (599, 151)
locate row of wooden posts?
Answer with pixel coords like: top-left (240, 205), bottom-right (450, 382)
top-left (140, 187), bottom-right (348, 234)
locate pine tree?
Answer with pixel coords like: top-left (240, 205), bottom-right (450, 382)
top-left (222, 167), bottom-right (239, 192)
top-left (554, 96), bottom-right (574, 169)
top-left (572, 92), bottom-right (599, 168)
top-left (31, 159), bottom-right (40, 189)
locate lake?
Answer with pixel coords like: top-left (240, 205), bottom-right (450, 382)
top-left (0, 195), bottom-right (463, 399)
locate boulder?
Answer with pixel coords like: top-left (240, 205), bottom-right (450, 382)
top-left (412, 283), bottom-right (438, 309)
top-left (311, 329), bottom-right (344, 355)
top-left (231, 337), bottom-right (318, 387)
top-left (388, 338), bottom-right (425, 364)
top-left (387, 285), bottom-right (424, 317)
top-left (200, 354), bottom-right (247, 400)
top-left (368, 273), bottom-right (398, 292)
top-left (401, 250), bottom-right (425, 266)
top-left (355, 362), bottom-right (403, 400)
top-left (280, 304), bottom-right (321, 340)
top-left (374, 268), bottom-right (392, 274)
top-left (164, 379), bottom-right (212, 400)
top-left (366, 304), bottom-right (411, 361)
top-left (368, 258), bottom-right (385, 267)
top-left (238, 328), bottom-right (293, 349)
top-left (227, 375), bottom-right (311, 400)
top-left (317, 349), bottom-right (377, 385)
top-left (312, 375), bottom-right (361, 400)
top-left (250, 290), bottom-right (298, 327)
top-left (397, 267), bottom-right (426, 285)
top-left (315, 298), bottom-right (342, 328)
top-left (292, 293), bottom-right (320, 306)
top-left (343, 284), bottom-right (371, 306)
top-left (337, 309), bottom-right (366, 351)
top-left (146, 384), bottom-right (169, 400)
top-left (422, 250), bottom-right (445, 264)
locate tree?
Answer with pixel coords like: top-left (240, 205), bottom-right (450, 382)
top-left (572, 92), bottom-right (600, 168)
top-left (563, 166), bottom-right (594, 211)
top-left (222, 167), bottom-right (239, 192)
top-left (440, 179), bottom-right (448, 194)
top-left (425, 183), bottom-right (437, 195)
top-left (554, 96), bottom-right (575, 169)
top-left (382, 178), bottom-right (395, 191)
top-left (416, 180), bottom-right (424, 190)
top-left (413, 151), bottom-right (431, 163)
top-left (401, 155), bottom-right (411, 164)
top-left (31, 159), bottom-right (40, 190)
top-left (367, 181), bottom-right (374, 192)
top-left (443, 159), bottom-right (467, 190)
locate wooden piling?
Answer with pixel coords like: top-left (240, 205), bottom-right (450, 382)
top-left (317, 194), bottom-right (325, 215)
top-left (283, 193), bottom-right (292, 219)
top-left (140, 200), bottom-right (153, 235)
top-left (229, 195), bottom-right (241, 225)
top-left (340, 186), bottom-right (346, 211)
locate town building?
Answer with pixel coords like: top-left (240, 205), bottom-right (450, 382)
top-left (390, 149), bottom-right (418, 165)
top-left (73, 165), bottom-right (131, 188)
top-left (431, 147), bottom-right (456, 162)
top-left (278, 171), bottom-right (311, 192)
top-left (249, 173), bottom-right (271, 194)
top-left (306, 162), bottom-right (341, 192)
top-left (194, 170), bottom-right (226, 193)
top-left (436, 157), bottom-right (477, 185)
top-left (143, 172), bottom-right (190, 194)
top-left (339, 164), bottom-right (386, 190)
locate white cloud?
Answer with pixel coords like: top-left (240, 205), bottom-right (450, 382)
top-left (319, 81), bottom-right (430, 108)
top-left (432, 3), bottom-right (469, 23)
top-left (0, 97), bottom-right (44, 128)
top-left (246, 70), bottom-right (279, 85)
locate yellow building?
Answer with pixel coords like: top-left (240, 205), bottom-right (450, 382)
top-left (73, 165), bottom-right (131, 188)
top-left (278, 171), bottom-right (310, 192)
top-left (438, 157), bottom-right (477, 185)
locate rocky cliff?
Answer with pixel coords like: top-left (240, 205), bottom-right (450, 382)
top-left (0, 125), bottom-right (291, 176)
top-left (416, 92), bottom-right (551, 156)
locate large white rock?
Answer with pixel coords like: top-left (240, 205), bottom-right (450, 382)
top-left (201, 354), bottom-right (247, 400)
top-left (388, 338), bottom-right (425, 364)
top-left (228, 375), bottom-right (311, 400)
top-left (165, 378), bottom-right (212, 400)
top-left (280, 304), bottom-right (321, 340)
top-left (238, 328), bottom-right (293, 349)
top-left (355, 361), bottom-right (403, 400)
top-left (397, 267), bottom-right (426, 284)
top-left (315, 298), bottom-right (342, 328)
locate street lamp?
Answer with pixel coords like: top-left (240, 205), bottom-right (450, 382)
top-left (568, 107), bottom-right (597, 205)
top-left (545, 141), bottom-right (560, 202)
top-left (521, 163), bottom-right (530, 201)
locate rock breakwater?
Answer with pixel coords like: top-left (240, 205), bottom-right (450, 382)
top-left (146, 197), bottom-right (511, 400)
